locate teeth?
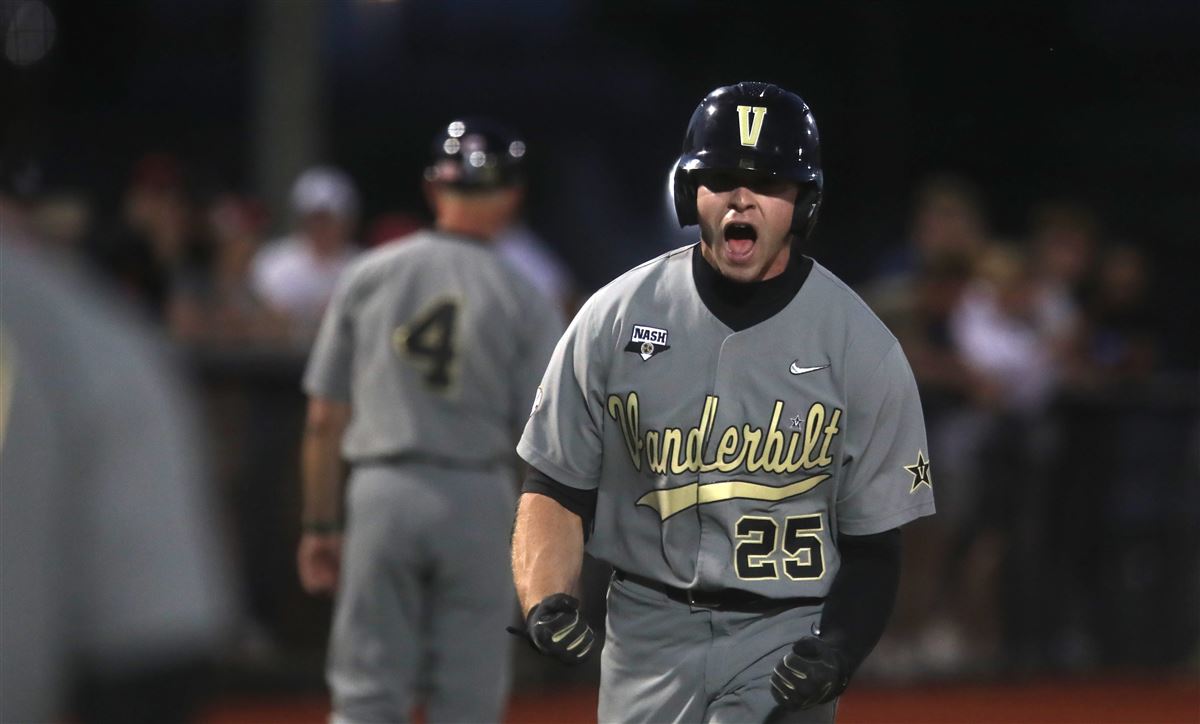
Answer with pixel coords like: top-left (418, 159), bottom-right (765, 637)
top-left (725, 223), bottom-right (756, 241)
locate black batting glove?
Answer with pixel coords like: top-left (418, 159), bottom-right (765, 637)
top-left (509, 593), bottom-right (596, 665)
top-left (770, 637), bottom-right (850, 710)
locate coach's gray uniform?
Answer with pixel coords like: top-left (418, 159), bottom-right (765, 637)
top-left (518, 244), bottom-right (935, 723)
top-left (305, 230), bottom-right (563, 723)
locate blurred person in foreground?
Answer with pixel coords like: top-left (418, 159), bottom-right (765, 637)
top-left (0, 156), bottom-right (92, 266)
top-left (0, 239), bottom-right (235, 722)
top-left (297, 119), bottom-right (563, 723)
top-left (252, 166), bottom-right (361, 341)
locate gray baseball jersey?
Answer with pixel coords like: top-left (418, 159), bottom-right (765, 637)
top-left (518, 244), bottom-right (935, 599)
top-left (305, 229), bottom-right (564, 465)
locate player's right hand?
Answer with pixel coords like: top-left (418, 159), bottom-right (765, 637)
top-left (522, 593), bottom-right (596, 665)
top-left (297, 532), bottom-right (343, 595)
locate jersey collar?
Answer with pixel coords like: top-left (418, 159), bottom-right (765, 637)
top-left (690, 242), bottom-right (814, 332)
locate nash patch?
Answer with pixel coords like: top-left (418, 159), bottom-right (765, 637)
top-left (625, 324), bottom-right (670, 361)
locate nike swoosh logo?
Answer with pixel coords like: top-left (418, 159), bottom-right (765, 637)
top-left (789, 362), bottom-right (829, 376)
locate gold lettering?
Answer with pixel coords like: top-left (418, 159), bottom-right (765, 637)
top-left (706, 426), bottom-right (743, 472)
top-left (743, 425), bottom-right (764, 472)
top-left (762, 401), bottom-right (789, 473)
top-left (645, 429), bottom-right (664, 474)
top-left (664, 428), bottom-right (687, 474)
top-left (817, 408), bottom-right (841, 466)
top-left (784, 431), bottom-right (804, 473)
top-left (607, 392), bottom-right (642, 471)
top-left (684, 395), bottom-right (718, 472)
top-left (736, 105), bottom-right (768, 147)
top-left (613, 394), bottom-right (845, 482)
top-left (800, 403), bottom-right (826, 469)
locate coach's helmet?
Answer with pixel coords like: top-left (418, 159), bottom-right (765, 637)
top-left (425, 117), bottom-right (527, 190)
top-left (674, 81), bottom-right (823, 238)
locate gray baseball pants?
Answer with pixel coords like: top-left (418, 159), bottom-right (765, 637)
top-left (600, 574), bottom-right (838, 723)
top-left (328, 461), bottom-right (516, 723)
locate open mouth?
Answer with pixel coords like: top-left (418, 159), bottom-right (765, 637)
top-left (723, 222), bottom-right (758, 260)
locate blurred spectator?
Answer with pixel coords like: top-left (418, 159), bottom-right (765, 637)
top-left (365, 210), bottom-right (424, 248)
top-left (864, 179), bottom-right (993, 678)
top-left (251, 166), bottom-right (360, 340)
top-left (951, 244), bottom-right (1069, 411)
top-left (0, 241), bottom-right (235, 723)
top-left (493, 221), bottom-right (579, 317)
top-left (883, 254), bottom-right (977, 394)
top-left (940, 244), bottom-right (1082, 672)
top-left (1030, 202), bottom-right (1099, 307)
top-left (1028, 202), bottom-right (1101, 388)
top-left (29, 192), bottom-right (93, 259)
top-left (875, 175), bottom-right (988, 281)
top-left (1077, 245), bottom-right (1159, 386)
top-left (866, 175), bottom-right (989, 335)
top-left (91, 153), bottom-right (209, 321)
top-left (169, 194), bottom-right (289, 344)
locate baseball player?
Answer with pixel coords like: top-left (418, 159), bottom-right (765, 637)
top-left (510, 82), bottom-right (936, 722)
top-left (298, 119), bottom-right (563, 723)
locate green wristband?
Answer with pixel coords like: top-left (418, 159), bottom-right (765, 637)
top-left (302, 520), bottom-right (343, 534)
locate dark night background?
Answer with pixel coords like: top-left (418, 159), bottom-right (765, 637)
top-left (8, 1), bottom-right (1199, 328)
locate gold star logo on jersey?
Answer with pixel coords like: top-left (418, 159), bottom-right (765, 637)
top-left (904, 450), bottom-right (932, 493)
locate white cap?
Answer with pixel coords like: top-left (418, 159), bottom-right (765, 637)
top-left (290, 166), bottom-right (358, 219)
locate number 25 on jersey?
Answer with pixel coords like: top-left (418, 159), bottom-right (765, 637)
top-left (734, 513), bottom-right (826, 581)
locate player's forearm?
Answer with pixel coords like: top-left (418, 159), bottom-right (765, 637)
top-left (300, 398), bottom-right (350, 527)
top-left (511, 492), bottom-right (585, 614)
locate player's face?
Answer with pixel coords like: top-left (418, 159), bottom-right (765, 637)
top-left (695, 170), bottom-right (799, 282)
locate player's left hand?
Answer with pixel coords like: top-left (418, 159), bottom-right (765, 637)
top-left (770, 637), bottom-right (849, 710)
top-left (297, 532), bottom-right (343, 595)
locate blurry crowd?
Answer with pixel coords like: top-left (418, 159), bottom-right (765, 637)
top-left (861, 177), bottom-right (1196, 680)
top-left (1, 153), bottom-right (576, 352)
top-left (1, 157), bottom-right (1194, 682)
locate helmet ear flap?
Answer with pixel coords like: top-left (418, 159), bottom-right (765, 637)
top-left (673, 164), bottom-right (698, 227)
top-left (793, 184), bottom-right (823, 239)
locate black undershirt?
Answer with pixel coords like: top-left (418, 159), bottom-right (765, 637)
top-left (690, 242), bottom-right (814, 332)
top-left (820, 529), bottom-right (902, 676)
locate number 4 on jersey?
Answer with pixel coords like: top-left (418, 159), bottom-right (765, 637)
top-left (394, 299), bottom-right (459, 389)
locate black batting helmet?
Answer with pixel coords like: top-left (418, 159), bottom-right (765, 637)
top-left (673, 81), bottom-right (823, 238)
top-left (425, 117), bottom-right (527, 190)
